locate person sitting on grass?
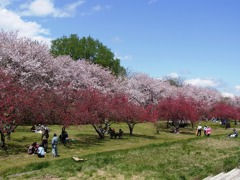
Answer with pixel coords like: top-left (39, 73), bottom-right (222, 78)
top-left (115, 129), bottom-right (123, 139)
top-left (108, 127), bottom-right (116, 139)
top-left (37, 144), bottom-right (46, 158)
top-left (205, 126), bottom-right (211, 137)
top-left (28, 142), bottom-right (39, 154)
top-left (228, 128), bottom-right (238, 138)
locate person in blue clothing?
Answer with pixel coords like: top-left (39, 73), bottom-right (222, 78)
top-left (52, 133), bottom-right (59, 157)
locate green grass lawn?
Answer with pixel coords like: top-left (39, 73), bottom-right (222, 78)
top-left (0, 121), bottom-right (240, 180)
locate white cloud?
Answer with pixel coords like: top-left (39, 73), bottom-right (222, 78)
top-left (184, 78), bottom-right (219, 87)
top-left (148, 0), bottom-right (157, 5)
top-left (24, 0), bottom-right (55, 16)
top-left (0, 8), bottom-right (51, 45)
top-left (0, 0), bottom-right (11, 8)
top-left (112, 36), bottom-right (123, 43)
top-left (235, 85), bottom-right (240, 91)
top-left (168, 72), bottom-right (179, 78)
top-left (92, 4), bottom-right (111, 12)
top-left (0, 0), bottom-right (85, 45)
top-left (221, 92), bottom-right (235, 98)
top-left (64, 0), bottom-right (84, 12)
top-left (80, 4), bottom-right (111, 17)
top-left (19, 0), bottom-right (84, 17)
top-left (92, 5), bottom-right (101, 12)
top-left (115, 52), bottom-right (132, 61)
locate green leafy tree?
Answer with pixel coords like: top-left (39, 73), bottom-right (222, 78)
top-left (50, 34), bottom-right (126, 76)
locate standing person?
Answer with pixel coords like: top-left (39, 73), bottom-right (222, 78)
top-left (41, 136), bottom-right (48, 152)
top-left (52, 133), bottom-right (59, 157)
top-left (206, 126), bottom-right (211, 137)
top-left (41, 127), bottom-right (49, 141)
top-left (197, 124), bottom-right (202, 136)
top-left (203, 125), bottom-right (207, 135)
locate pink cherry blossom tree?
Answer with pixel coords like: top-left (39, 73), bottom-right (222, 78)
top-left (0, 69), bottom-right (28, 149)
top-left (111, 93), bottom-right (157, 135)
top-left (157, 95), bottom-right (200, 133)
top-left (65, 88), bottom-right (113, 139)
top-left (0, 30), bottom-right (118, 92)
top-left (210, 101), bottom-right (238, 127)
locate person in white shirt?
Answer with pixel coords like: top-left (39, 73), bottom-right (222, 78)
top-left (37, 145), bottom-right (46, 158)
top-left (196, 124), bottom-right (202, 136)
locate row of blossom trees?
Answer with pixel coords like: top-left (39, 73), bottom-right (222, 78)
top-left (1, 30), bottom-right (240, 147)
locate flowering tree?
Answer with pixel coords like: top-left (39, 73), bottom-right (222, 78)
top-left (0, 30), bottom-right (118, 93)
top-left (0, 30), bottom-right (55, 89)
top-left (178, 85), bottom-right (222, 119)
top-left (19, 87), bottom-right (68, 126)
top-left (157, 96), bottom-right (200, 133)
top-left (115, 73), bottom-right (174, 106)
top-left (210, 101), bottom-right (238, 126)
top-left (0, 69), bottom-right (27, 149)
top-left (231, 96), bottom-right (240, 108)
top-left (112, 93), bottom-right (157, 135)
top-left (3, 29), bottom-right (240, 143)
top-left (67, 88), bottom-right (114, 139)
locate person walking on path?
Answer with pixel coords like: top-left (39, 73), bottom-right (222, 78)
top-left (52, 133), bottom-right (59, 157)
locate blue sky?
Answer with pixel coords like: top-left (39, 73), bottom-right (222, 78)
top-left (0, 0), bottom-right (240, 97)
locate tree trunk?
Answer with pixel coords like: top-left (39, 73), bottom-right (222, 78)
top-left (175, 126), bottom-right (180, 133)
top-left (92, 124), bottom-right (105, 139)
top-left (191, 122), bottom-right (194, 130)
top-left (62, 126), bottom-right (66, 133)
top-left (166, 120), bottom-right (170, 128)
top-left (0, 130), bottom-right (6, 149)
top-left (172, 120), bottom-right (180, 133)
top-left (127, 123), bottom-right (135, 136)
top-left (6, 125), bottom-right (18, 140)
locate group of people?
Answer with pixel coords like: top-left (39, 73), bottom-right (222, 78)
top-left (196, 124), bottom-right (211, 136)
top-left (30, 124), bottom-right (48, 134)
top-left (28, 131), bottom-right (60, 158)
top-left (196, 123), bottom-right (238, 138)
top-left (108, 128), bottom-right (123, 139)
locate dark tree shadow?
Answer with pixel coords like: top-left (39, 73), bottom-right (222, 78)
top-left (125, 134), bottom-right (157, 139)
top-left (63, 134), bottom-right (107, 150)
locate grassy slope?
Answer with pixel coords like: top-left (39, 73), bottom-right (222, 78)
top-left (0, 122), bottom-right (240, 179)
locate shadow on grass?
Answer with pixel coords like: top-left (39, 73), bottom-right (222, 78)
top-left (14, 136), bottom-right (28, 142)
top-left (0, 143), bottom-right (29, 156)
top-left (0, 148), bottom-right (9, 157)
top-left (127, 134), bottom-right (157, 139)
top-left (16, 127), bottom-right (32, 132)
top-left (64, 134), bottom-right (107, 149)
top-left (158, 128), bottom-right (195, 135)
top-left (180, 131), bottom-right (195, 135)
